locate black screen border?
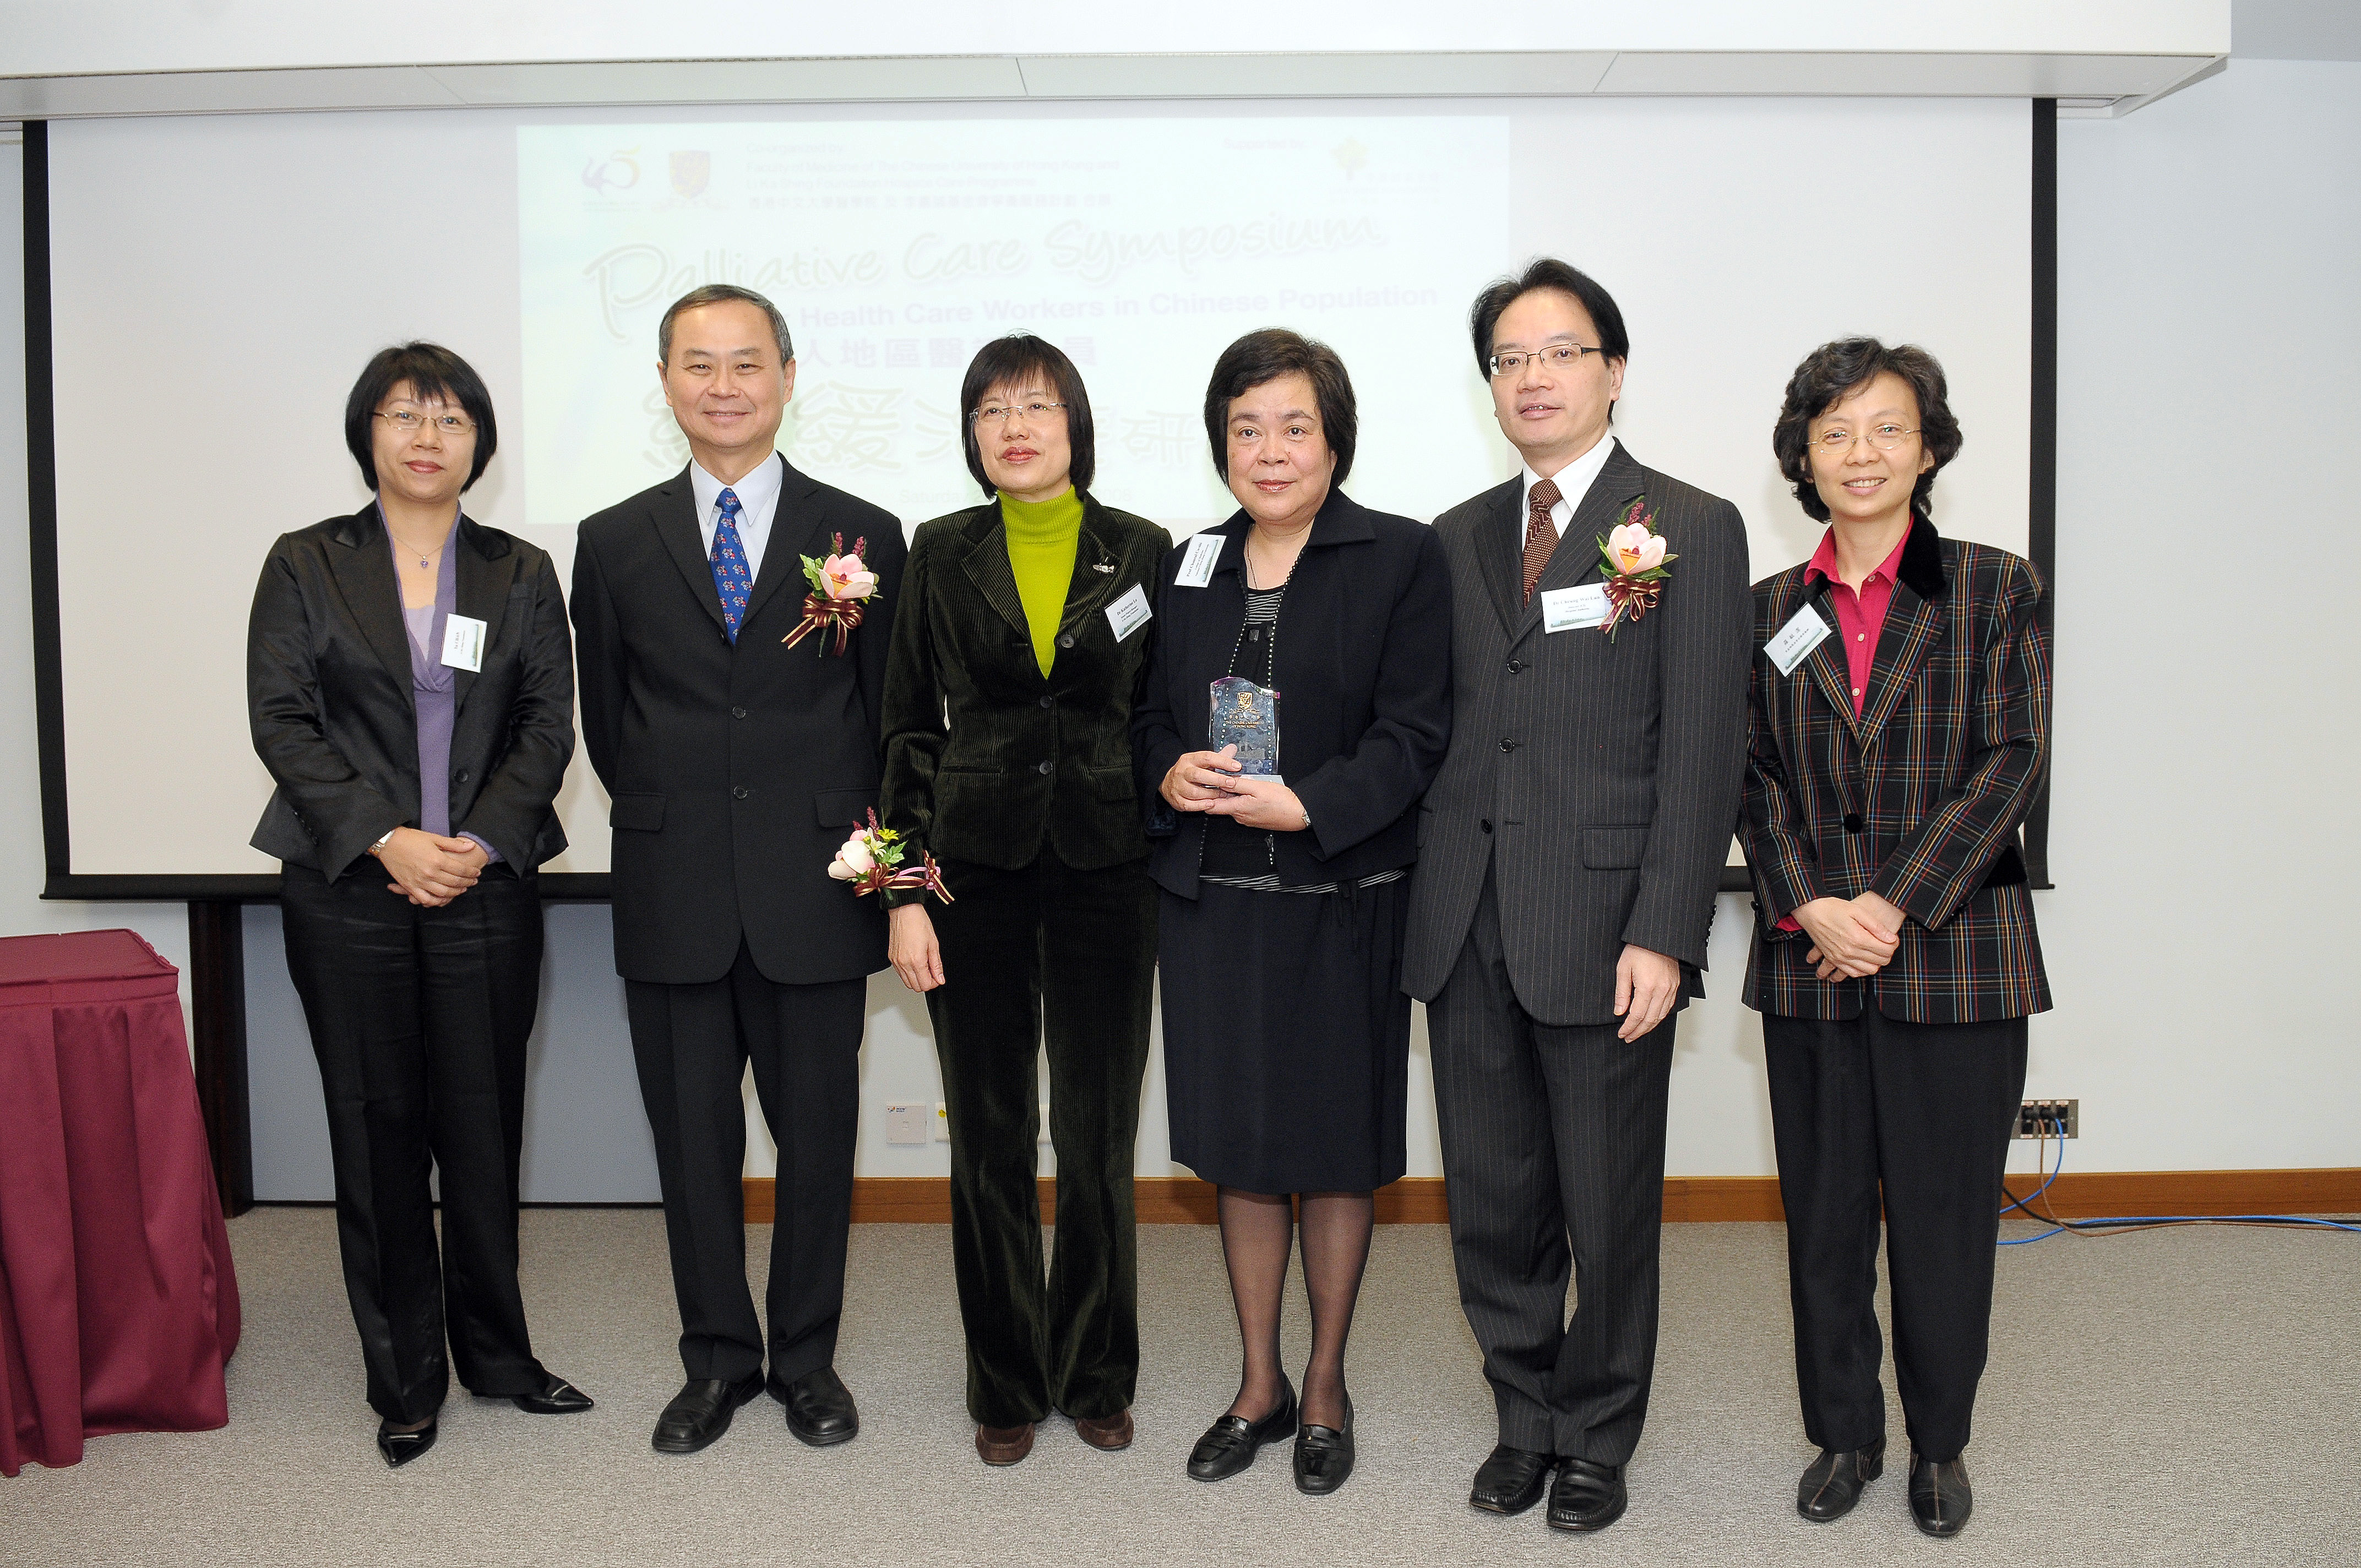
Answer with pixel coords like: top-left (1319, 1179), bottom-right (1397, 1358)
top-left (20, 102), bottom-right (2058, 903)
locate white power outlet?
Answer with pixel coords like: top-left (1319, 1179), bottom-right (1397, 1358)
top-left (884, 1103), bottom-right (931, 1146)
top-left (934, 1103), bottom-right (951, 1142)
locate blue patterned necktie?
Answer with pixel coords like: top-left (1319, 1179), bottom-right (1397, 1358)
top-left (709, 487), bottom-right (752, 642)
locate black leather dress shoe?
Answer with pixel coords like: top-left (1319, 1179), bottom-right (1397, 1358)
top-left (651, 1371), bottom-right (764, 1455)
top-left (1186, 1377), bottom-right (1297, 1482)
top-left (1547, 1457), bottom-right (1628, 1533)
top-left (1797, 1435), bottom-right (1885, 1522)
top-left (1292, 1396), bottom-right (1355, 1495)
top-left (771, 1366), bottom-right (859, 1447)
top-left (1470, 1443), bottom-right (1557, 1515)
top-left (511, 1373), bottom-right (595, 1414)
top-left (1908, 1451), bottom-right (1973, 1538)
top-left (376, 1418), bottom-right (437, 1468)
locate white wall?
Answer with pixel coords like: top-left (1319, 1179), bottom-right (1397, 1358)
top-left (2038, 56), bottom-right (2361, 1170)
top-left (8, 56), bottom-right (2358, 1198)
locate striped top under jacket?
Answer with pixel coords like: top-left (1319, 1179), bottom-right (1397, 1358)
top-left (1740, 516), bottom-right (2052, 1023)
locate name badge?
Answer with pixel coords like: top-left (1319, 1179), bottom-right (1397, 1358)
top-left (1764, 603), bottom-right (1833, 676)
top-left (1174, 532), bottom-right (1223, 588)
top-left (1541, 582), bottom-right (1609, 633)
top-left (440, 613), bottom-right (487, 672)
top-left (1105, 582), bottom-right (1152, 643)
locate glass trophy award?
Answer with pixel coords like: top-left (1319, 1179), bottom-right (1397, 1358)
top-left (1207, 676), bottom-right (1280, 783)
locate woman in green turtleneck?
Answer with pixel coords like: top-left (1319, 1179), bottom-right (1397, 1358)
top-left (877, 335), bottom-right (1172, 1468)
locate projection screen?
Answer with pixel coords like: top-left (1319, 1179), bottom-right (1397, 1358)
top-left (40, 99), bottom-right (2028, 885)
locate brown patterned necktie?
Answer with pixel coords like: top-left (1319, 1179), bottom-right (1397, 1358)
top-left (1521, 477), bottom-right (1563, 603)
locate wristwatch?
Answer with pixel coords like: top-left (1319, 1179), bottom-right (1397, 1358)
top-left (366, 828), bottom-right (396, 857)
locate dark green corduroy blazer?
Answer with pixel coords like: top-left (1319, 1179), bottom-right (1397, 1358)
top-left (878, 493), bottom-right (1172, 894)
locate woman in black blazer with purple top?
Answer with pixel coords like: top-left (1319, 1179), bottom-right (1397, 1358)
top-left (248, 342), bottom-right (586, 1468)
top-left (1134, 329), bottom-right (1452, 1496)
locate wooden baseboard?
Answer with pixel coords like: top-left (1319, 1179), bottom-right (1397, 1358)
top-left (738, 1168), bottom-right (2359, 1226)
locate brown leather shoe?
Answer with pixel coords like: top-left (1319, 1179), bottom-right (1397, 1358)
top-left (1075, 1409), bottom-right (1134, 1451)
top-left (976, 1422), bottom-right (1035, 1466)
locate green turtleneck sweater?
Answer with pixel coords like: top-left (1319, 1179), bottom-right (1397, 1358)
top-left (1000, 488), bottom-right (1083, 676)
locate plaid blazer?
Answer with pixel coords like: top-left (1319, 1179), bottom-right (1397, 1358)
top-left (1740, 518), bottom-right (2051, 1023)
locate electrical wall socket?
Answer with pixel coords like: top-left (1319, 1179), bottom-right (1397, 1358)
top-left (883, 1103), bottom-right (932, 1146)
top-left (2014, 1099), bottom-right (2079, 1139)
top-left (934, 1103), bottom-right (950, 1142)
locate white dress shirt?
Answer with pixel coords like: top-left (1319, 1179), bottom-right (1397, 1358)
top-left (690, 451), bottom-right (786, 582)
top-left (1517, 433), bottom-right (1620, 541)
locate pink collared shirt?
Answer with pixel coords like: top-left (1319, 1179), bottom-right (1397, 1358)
top-left (1805, 524), bottom-right (1910, 719)
top-left (1775, 524), bottom-right (1910, 932)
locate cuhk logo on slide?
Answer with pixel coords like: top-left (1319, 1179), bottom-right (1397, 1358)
top-left (670, 151), bottom-right (711, 199)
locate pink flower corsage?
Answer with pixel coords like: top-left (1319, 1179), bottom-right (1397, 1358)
top-left (1595, 498), bottom-right (1678, 640)
top-left (825, 810), bottom-right (953, 902)
top-left (784, 533), bottom-right (878, 654)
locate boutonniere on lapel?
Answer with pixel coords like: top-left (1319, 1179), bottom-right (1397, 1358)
top-left (1594, 498), bottom-right (1678, 640)
top-left (784, 534), bottom-right (878, 655)
top-left (826, 810), bottom-right (954, 902)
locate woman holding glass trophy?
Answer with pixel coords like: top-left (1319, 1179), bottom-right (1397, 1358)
top-left (1134, 328), bottom-right (1454, 1495)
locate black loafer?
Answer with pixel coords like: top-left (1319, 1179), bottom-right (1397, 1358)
top-left (376, 1418), bottom-right (437, 1468)
top-left (1470, 1443), bottom-right (1556, 1515)
top-left (1908, 1450), bottom-right (1973, 1538)
top-left (1292, 1396), bottom-right (1355, 1495)
top-left (1798, 1435), bottom-right (1884, 1522)
top-left (511, 1372), bottom-right (595, 1414)
top-left (1186, 1376), bottom-right (1297, 1482)
top-left (771, 1366), bottom-right (859, 1447)
top-left (652, 1371), bottom-right (764, 1455)
top-left (1547, 1457), bottom-right (1628, 1533)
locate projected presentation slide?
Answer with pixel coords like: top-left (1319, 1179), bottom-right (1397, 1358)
top-left (45, 100), bottom-right (2028, 880)
top-left (518, 118), bottom-right (1509, 533)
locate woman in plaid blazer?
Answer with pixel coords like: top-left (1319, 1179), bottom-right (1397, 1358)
top-left (1739, 339), bottom-right (2050, 1540)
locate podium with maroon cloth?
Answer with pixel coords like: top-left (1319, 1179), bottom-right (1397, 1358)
top-left (0, 929), bottom-right (241, 1476)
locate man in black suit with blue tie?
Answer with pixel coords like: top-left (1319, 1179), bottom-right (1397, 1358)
top-left (572, 285), bottom-right (906, 1455)
top-left (1402, 260), bottom-right (1751, 1532)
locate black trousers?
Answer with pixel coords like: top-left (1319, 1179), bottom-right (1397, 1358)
top-left (1762, 1009), bottom-right (2028, 1462)
top-left (927, 850), bottom-right (1156, 1428)
top-left (1426, 872), bottom-right (1677, 1464)
top-left (279, 863), bottom-right (548, 1425)
top-left (625, 945), bottom-right (865, 1386)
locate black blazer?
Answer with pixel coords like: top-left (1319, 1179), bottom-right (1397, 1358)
top-left (571, 458), bottom-right (907, 986)
top-left (879, 493), bottom-right (1171, 886)
top-left (247, 505), bottom-right (574, 881)
top-left (1134, 490), bottom-right (1453, 898)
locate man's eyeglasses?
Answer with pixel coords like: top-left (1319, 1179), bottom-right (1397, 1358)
top-left (1487, 343), bottom-right (1604, 379)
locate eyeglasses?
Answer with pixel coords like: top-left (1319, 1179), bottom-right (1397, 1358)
top-left (969, 400), bottom-right (1066, 427)
top-left (1813, 423), bottom-right (1920, 454)
top-left (1487, 343), bottom-right (1604, 379)
top-left (375, 409), bottom-right (476, 436)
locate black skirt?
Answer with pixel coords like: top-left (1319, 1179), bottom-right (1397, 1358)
top-left (1158, 876), bottom-right (1411, 1195)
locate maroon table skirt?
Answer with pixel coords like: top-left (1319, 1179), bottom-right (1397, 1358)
top-left (0, 929), bottom-right (242, 1476)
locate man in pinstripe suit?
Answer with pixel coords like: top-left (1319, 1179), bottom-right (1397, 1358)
top-left (1402, 260), bottom-right (1751, 1533)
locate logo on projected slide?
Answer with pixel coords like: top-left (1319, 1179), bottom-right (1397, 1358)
top-left (581, 149), bottom-right (640, 195)
top-left (670, 151), bottom-right (711, 200)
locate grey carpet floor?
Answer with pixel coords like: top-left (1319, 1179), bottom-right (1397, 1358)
top-left (5, 1208), bottom-right (2357, 1567)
